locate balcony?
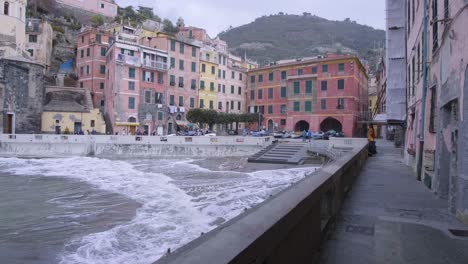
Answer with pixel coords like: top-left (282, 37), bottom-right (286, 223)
top-left (116, 54), bottom-right (140, 66)
top-left (142, 59), bottom-right (168, 72)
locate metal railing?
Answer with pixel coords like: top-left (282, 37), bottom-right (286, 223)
top-left (142, 59), bottom-right (168, 71)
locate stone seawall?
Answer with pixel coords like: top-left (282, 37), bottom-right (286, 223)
top-left (0, 134), bottom-right (272, 158)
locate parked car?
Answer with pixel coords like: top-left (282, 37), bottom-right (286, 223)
top-left (311, 131), bottom-right (325, 140)
top-left (228, 130), bottom-right (238, 135)
top-left (204, 132), bottom-right (217, 137)
top-left (273, 131), bottom-right (285, 138)
top-left (282, 131), bottom-right (293, 138)
top-left (291, 133), bottom-right (302, 139)
top-left (252, 130), bottom-right (269, 137)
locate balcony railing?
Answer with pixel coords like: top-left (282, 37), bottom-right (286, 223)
top-left (117, 54), bottom-right (140, 66)
top-left (142, 59), bottom-right (168, 71)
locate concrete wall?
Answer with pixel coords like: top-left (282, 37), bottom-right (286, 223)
top-left (155, 138), bottom-right (368, 264)
top-left (57, 0), bottom-right (117, 18)
top-left (0, 134), bottom-right (273, 158)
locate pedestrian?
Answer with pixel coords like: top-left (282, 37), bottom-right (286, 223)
top-left (368, 124), bottom-right (377, 156)
top-left (302, 130), bottom-right (307, 142)
top-left (307, 130), bottom-right (312, 142)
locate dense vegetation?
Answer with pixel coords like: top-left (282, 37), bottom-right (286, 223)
top-left (218, 13), bottom-right (385, 71)
top-left (186, 109), bottom-right (262, 130)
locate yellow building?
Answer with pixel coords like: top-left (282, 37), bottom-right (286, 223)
top-left (42, 109), bottom-right (106, 134)
top-left (199, 49), bottom-right (219, 110)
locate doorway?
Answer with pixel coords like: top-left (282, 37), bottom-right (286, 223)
top-left (74, 122), bottom-right (82, 134)
top-left (129, 126), bottom-right (136, 135)
top-left (5, 113), bottom-right (15, 134)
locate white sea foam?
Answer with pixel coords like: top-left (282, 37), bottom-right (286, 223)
top-left (0, 157), bottom-right (318, 264)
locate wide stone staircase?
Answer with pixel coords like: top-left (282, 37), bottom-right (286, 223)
top-left (247, 142), bottom-right (309, 165)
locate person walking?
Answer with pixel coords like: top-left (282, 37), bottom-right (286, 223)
top-left (302, 130), bottom-right (307, 142)
top-left (368, 124), bottom-right (377, 156)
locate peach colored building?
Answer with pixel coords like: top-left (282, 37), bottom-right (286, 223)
top-left (56, 0), bottom-right (117, 18)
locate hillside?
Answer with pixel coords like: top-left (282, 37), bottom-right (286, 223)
top-left (218, 14), bottom-right (385, 71)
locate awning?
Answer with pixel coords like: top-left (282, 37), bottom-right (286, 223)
top-left (175, 120), bottom-right (190, 127)
top-left (115, 122), bottom-right (139, 126)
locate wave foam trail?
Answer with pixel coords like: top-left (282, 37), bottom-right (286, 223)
top-left (0, 157), bottom-right (214, 264)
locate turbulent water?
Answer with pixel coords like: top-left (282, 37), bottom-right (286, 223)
top-left (0, 157), bottom-right (318, 264)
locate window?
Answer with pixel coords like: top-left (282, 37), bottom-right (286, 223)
top-left (321, 99), bottom-right (327, 110)
top-left (145, 91), bottom-right (151, 103)
top-left (100, 100), bottom-right (105, 107)
top-left (417, 43), bottom-right (421, 81)
top-left (202, 64), bottom-right (206, 73)
top-left (321, 80), bottom-right (327, 91)
top-left (100, 65), bottom-right (106, 74)
top-left (238, 101), bottom-right (241, 111)
top-left (179, 96), bottom-right (184, 106)
top-left (258, 89), bottom-right (263, 100)
top-left (142, 70), bottom-right (154, 83)
top-left (238, 86), bottom-right (242, 95)
top-left (86, 48), bottom-right (90, 57)
top-left (129, 68), bottom-right (135, 78)
top-left (158, 72), bottom-right (163, 84)
top-left (269, 72), bottom-right (274, 81)
top-left (218, 69), bottom-right (221, 78)
top-left (312, 67), bottom-right (317, 74)
top-left (209, 100), bottom-right (214, 109)
top-left (101, 3), bottom-right (104, 8)
top-left (231, 101), bottom-right (234, 110)
top-left (432, 0), bottom-right (439, 51)
top-left (293, 101), bottom-right (300, 112)
top-left (27, 49), bottom-right (33, 56)
top-left (250, 90), bottom-right (255, 100)
top-left (191, 79), bottom-right (197, 89)
top-left (4, 1), bottom-right (9, 15)
top-left (222, 85), bottom-right (225, 93)
top-left (158, 112), bottom-right (163, 120)
top-left (86, 65), bottom-right (90, 75)
top-left (337, 98), bottom-right (344, 109)
top-left (170, 40), bottom-right (176, 51)
top-left (192, 47), bottom-right (196, 57)
top-left (217, 101), bottom-right (222, 110)
top-left (100, 82), bottom-right (104, 90)
top-left (191, 62), bottom-right (196, 72)
top-left (407, 0), bottom-right (411, 34)
top-left (322, 64), bottom-right (328, 73)
top-left (444, 0), bottom-right (449, 19)
top-left (280, 119), bottom-right (286, 126)
top-left (259, 105), bottom-right (264, 114)
top-left (338, 63), bottom-right (345, 72)
top-left (338, 79), bottom-right (345, 90)
top-left (170, 75), bottom-right (176, 86)
top-left (128, 97), bottom-right (135, 109)
top-left (223, 70), bottom-right (226, 79)
top-left (190, 98), bottom-right (195, 108)
top-left (81, 36), bottom-right (84, 43)
top-left (266, 105), bottom-right (272, 114)
top-left (429, 87), bottom-right (437, 133)
top-left (155, 93), bottom-right (163, 104)
top-left (80, 67), bottom-right (84, 76)
top-left (239, 73), bottom-right (243, 80)
top-left (211, 66), bottom-right (215, 75)
top-left (305, 101), bottom-right (312, 112)
top-left (294, 81), bottom-right (300, 94)
top-left (298, 69), bottom-right (303, 76)
top-left (28, 35), bottom-right (37, 43)
top-left (210, 82), bottom-right (215, 91)
top-left (232, 71), bottom-right (235, 79)
top-left (281, 71), bottom-right (287, 80)
top-left (305, 81), bottom-right (313, 94)
top-left (179, 60), bottom-right (184, 71)
top-left (96, 34), bottom-right (101, 43)
top-left (218, 84), bottom-right (221, 92)
top-left (180, 43), bottom-right (184, 54)
top-left (251, 75), bottom-right (255, 83)
top-left (200, 80), bottom-right (205, 89)
top-left (80, 49), bottom-right (84, 58)
top-left (281, 87), bottom-right (287, 98)
top-left (100, 47), bottom-right (106, 56)
top-left (280, 105), bottom-right (287, 113)
top-left (258, 74), bottom-right (263, 82)
top-left (80, 82), bottom-right (83, 88)
top-left (169, 95), bottom-right (175, 105)
top-left (178, 77), bottom-right (184, 88)
top-left (128, 81), bottom-right (135, 90)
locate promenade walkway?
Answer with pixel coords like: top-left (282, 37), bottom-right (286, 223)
top-left (320, 140), bottom-right (468, 264)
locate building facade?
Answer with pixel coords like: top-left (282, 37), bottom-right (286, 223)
top-left (76, 27), bottom-right (111, 108)
top-left (0, 0), bottom-right (27, 58)
top-left (247, 55), bottom-right (368, 137)
top-left (56, 0), bottom-right (118, 18)
top-left (25, 19), bottom-right (53, 72)
top-left (199, 48), bottom-right (219, 111)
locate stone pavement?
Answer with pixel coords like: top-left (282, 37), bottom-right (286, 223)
top-left (320, 140), bottom-right (468, 264)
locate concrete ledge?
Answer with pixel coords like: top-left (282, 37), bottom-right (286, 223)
top-left (155, 138), bottom-right (368, 264)
top-left (0, 134), bottom-right (273, 157)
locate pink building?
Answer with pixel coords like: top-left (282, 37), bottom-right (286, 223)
top-left (151, 35), bottom-right (201, 134)
top-left (247, 54), bottom-right (368, 137)
top-left (57, 0), bottom-right (117, 18)
top-left (105, 32), bottom-right (168, 135)
top-left (76, 27), bottom-right (111, 108)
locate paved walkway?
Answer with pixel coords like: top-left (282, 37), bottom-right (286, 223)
top-left (320, 140), bottom-right (468, 264)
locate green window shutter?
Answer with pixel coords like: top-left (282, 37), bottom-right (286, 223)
top-left (250, 90), bottom-right (255, 100)
top-left (269, 72), bottom-right (274, 81)
top-left (312, 67), bottom-right (317, 74)
top-left (305, 101), bottom-right (312, 112)
top-left (158, 72), bottom-right (163, 84)
top-left (339, 63), bottom-right (345, 72)
top-left (180, 43), bottom-right (184, 53)
top-left (200, 80), bottom-right (205, 89)
top-left (192, 47), bottom-right (196, 57)
top-left (158, 112), bottom-right (163, 120)
top-left (251, 75), bottom-right (255, 83)
top-left (268, 105), bottom-right (273, 114)
top-left (322, 64), bottom-right (328, 73)
top-left (294, 81), bottom-right (300, 94)
top-left (281, 71), bottom-right (287, 80)
top-left (321, 80), bottom-right (327, 91)
top-left (306, 81), bottom-right (313, 93)
top-left (268, 88), bottom-right (273, 99)
top-left (321, 99), bottom-right (326, 110)
top-left (294, 101), bottom-right (300, 112)
top-left (171, 40), bottom-right (176, 51)
top-left (145, 91), bottom-right (151, 103)
top-left (170, 58), bottom-right (175, 68)
top-left (281, 87), bottom-right (287, 98)
top-left (179, 59), bottom-right (184, 70)
top-left (338, 79), bottom-right (345, 90)
top-left (100, 47), bottom-right (106, 56)
top-left (191, 62), bottom-right (196, 72)
top-left (210, 82), bottom-right (215, 91)
top-left (258, 74), bottom-right (263, 82)
top-left (231, 85), bottom-right (234, 94)
top-left (128, 97), bottom-right (135, 109)
top-left (100, 82), bottom-right (104, 89)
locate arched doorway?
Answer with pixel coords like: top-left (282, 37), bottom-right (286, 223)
top-left (320, 117), bottom-right (342, 132)
top-left (295, 120), bottom-right (310, 132)
top-left (267, 119), bottom-right (274, 131)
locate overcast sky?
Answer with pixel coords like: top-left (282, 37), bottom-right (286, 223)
top-left (115, 0), bottom-right (385, 37)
